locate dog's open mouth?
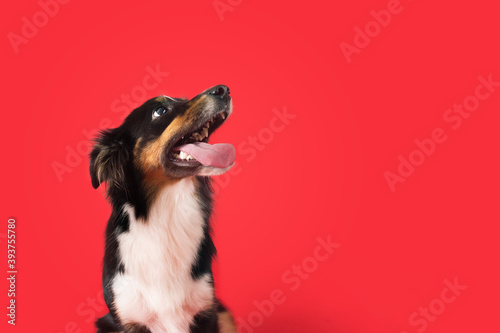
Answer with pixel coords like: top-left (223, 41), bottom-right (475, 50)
top-left (168, 111), bottom-right (235, 168)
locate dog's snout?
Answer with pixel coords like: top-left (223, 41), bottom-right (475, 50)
top-left (207, 85), bottom-right (230, 99)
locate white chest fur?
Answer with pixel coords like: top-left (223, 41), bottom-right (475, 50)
top-left (111, 178), bottom-right (214, 333)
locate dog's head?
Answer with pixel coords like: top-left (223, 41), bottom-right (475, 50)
top-left (89, 85), bottom-right (235, 196)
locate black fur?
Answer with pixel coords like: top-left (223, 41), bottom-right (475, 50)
top-left (191, 177), bottom-right (217, 279)
top-left (96, 313), bottom-right (118, 333)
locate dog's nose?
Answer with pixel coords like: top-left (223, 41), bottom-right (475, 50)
top-left (207, 85), bottom-right (230, 99)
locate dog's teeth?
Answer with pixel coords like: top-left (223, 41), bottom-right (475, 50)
top-left (202, 128), bottom-right (208, 138)
top-left (221, 113), bottom-right (226, 120)
top-left (177, 151), bottom-right (194, 160)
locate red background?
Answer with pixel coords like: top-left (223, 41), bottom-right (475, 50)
top-left (2, 0), bottom-right (499, 332)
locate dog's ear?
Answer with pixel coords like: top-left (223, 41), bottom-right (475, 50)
top-left (89, 130), bottom-right (129, 189)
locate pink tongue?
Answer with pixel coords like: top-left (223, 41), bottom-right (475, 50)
top-left (174, 142), bottom-right (235, 168)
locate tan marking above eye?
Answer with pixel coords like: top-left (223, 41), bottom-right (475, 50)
top-left (155, 96), bottom-right (168, 103)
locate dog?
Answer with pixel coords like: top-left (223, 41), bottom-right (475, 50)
top-left (89, 85), bottom-right (237, 333)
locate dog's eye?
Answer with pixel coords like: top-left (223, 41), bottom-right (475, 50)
top-left (153, 107), bottom-right (168, 119)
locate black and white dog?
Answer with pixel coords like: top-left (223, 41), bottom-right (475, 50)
top-left (90, 85), bottom-right (236, 333)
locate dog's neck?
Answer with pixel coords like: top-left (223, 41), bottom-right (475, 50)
top-left (121, 177), bottom-right (207, 273)
top-left (109, 173), bottom-right (213, 221)
top-left (147, 177), bottom-right (203, 226)
top-left (127, 176), bottom-right (211, 224)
